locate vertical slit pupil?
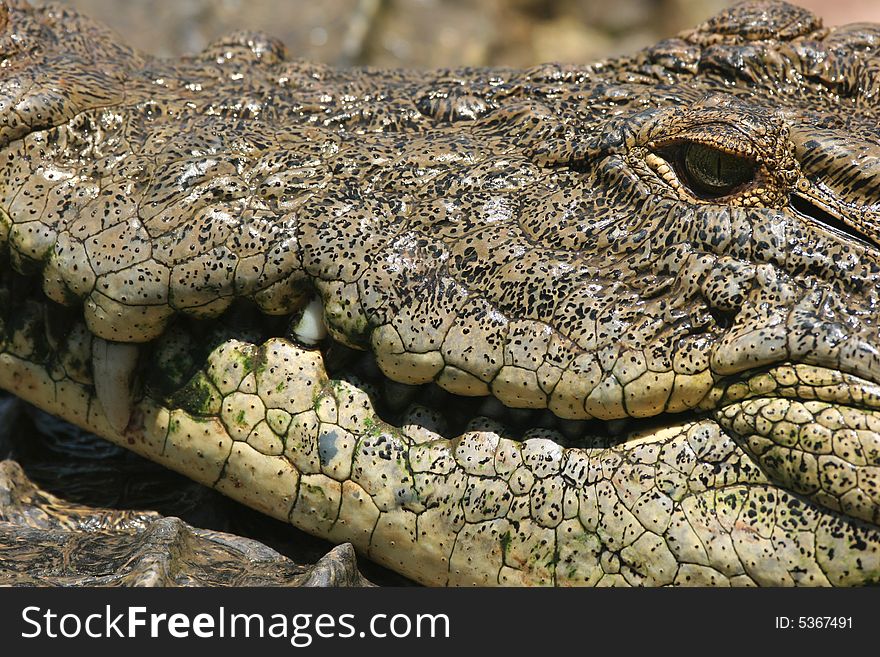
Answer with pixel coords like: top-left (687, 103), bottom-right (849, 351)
top-left (677, 142), bottom-right (756, 198)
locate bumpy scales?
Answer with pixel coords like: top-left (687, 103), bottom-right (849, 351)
top-left (1, 0), bottom-right (880, 585)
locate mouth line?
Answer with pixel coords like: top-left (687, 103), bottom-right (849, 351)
top-left (1, 270), bottom-right (705, 451)
top-left (317, 336), bottom-right (880, 465)
top-left (5, 268), bottom-right (880, 583)
top-left (9, 261), bottom-right (880, 463)
top-left (140, 296), bottom-right (880, 455)
top-left (319, 335), bottom-right (707, 449)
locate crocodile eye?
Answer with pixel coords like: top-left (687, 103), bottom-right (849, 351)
top-left (678, 143), bottom-right (756, 198)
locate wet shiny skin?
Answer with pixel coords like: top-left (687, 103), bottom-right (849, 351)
top-left (1, 0), bottom-right (880, 585)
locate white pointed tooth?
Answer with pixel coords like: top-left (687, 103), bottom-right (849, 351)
top-left (92, 337), bottom-right (139, 433)
top-left (292, 297), bottom-right (327, 345)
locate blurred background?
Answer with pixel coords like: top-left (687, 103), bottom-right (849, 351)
top-left (50, 0), bottom-right (880, 67)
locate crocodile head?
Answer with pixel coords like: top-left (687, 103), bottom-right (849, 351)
top-left (2, 0), bottom-right (880, 585)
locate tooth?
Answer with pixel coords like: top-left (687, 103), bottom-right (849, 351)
top-left (292, 297), bottom-right (327, 345)
top-left (92, 337), bottom-right (139, 433)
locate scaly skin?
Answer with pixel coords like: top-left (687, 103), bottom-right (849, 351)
top-left (2, 0), bottom-right (880, 585)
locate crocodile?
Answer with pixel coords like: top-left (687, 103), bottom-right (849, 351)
top-left (2, 0), bottom-right (880, 586)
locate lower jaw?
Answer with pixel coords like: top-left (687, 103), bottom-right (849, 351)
top-left (3, 305), bottom-right (880, 585)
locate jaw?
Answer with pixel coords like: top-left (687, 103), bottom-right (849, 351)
top-left (4, 278), bottom-right (880, 586)
top-left (1, 0), bottom-right (880, 587)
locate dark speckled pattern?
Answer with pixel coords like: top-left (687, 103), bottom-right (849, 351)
top-left (1, 0), bottom-right (880, 585)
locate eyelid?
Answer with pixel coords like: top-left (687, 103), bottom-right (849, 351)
top-left (650, 139), bottom-right (755, 163)
top-left (646, 123), bottom-right (757, 159)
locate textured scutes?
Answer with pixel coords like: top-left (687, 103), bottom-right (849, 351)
top-left (4, 0), bottom-right (880, 586)
top-left (5, 281), bottom-right (880, 585)
top-left (0, 460), bottom-right (373, 587)
top-left (0, 4), bottom-right (138, 149)
top-left (2, 1), bottom-right (880, 418)
top-left (684, 13), bottom-right (880, 100)
top-left (690, 0), bottom-right (822, 43)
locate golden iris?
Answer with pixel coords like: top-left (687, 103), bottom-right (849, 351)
top-left (680, 143), bottom-right (755, 197)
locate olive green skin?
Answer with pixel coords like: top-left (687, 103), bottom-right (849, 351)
top-left (1, 0), bottom-right (880, 585)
